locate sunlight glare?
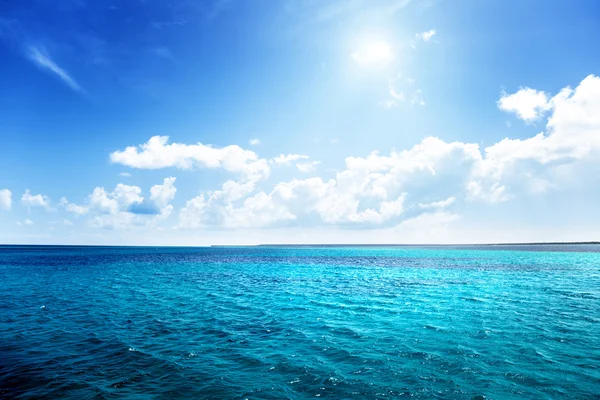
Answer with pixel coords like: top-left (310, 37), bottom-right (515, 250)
top-left (351, 41), bottom-right (393, 67)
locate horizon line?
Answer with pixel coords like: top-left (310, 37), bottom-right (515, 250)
top-left (1, 241), bottom-right (600, 248)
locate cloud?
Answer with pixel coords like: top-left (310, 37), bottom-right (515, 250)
top-left (28, 46), bottom-right (83, 93)
top-left (416, 29), bottom-right (436, 42)
top-left (272, 154), bottom-right (309, 166)
top-left (418, 196), bottom-right (455, 210)
top-left (0, 189), bottom-right (11, 210)
top-left (178, 135), bottom-right (480, 229)
top-left (63, 219), bottom-right (73, 226)
top-left (21, 190), bottom-right (51, 210)
top-left (61, 179), bottom-right (177, 229)
top-left (177, 74), bottom-right (600, 230)
top-left (120, 172), bottom-right (132, 177)
top-left (88, 184), bottom-right (143, 215)
top-left (498, 87), bottom-right (551, 122)
top-left (20, 219), bottom-right (34, 226)
top-left (59, 197), bottom-right (89, 215)
top-left (471, 75), bottom-right (600, 200)
top-left (151, 46), bottom-right (175, 61)
top-left (381, 76), bottom-right (425, 108)
top-left (249, 138), bottom-right (260, 146)
top-left (296, 161), bottom-right (321, 173)
top-left (110, 136), bottom-right (270, 181)
top-left (89, 204), bottom-right (173, 230)
top-left (150, 177), bottom-right (177, 208)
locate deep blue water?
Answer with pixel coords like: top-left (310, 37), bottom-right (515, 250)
top-left (0, 245), bottom-right (599, 399)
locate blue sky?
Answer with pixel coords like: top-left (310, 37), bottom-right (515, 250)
top-left (2, 0), bottom-right (600, 245)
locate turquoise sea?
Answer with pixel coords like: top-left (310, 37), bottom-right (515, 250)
top-left (0, 245), bottom-right (599, 399)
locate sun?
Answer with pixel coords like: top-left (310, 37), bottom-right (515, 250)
top-left (351, 41), bottom-right (394, 67)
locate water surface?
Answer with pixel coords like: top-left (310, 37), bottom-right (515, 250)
top-left (1, 245), bottom-right (599, 399)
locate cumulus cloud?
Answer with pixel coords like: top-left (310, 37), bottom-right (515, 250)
top-left (21, 190), bottom-right (51, 210)
top-left (0, 189), bottom-right (11, 211)
top-left (84, 184), bottom-right (143, 215)
top-left (30, 74), bottom-right (599, 235)
top-left (59, 198), bottom-right (89, 215)
top-left (498, 87), bottom-right (551, 122)
top-left (150, 177), bottom-right (177, 208)
top-left (110, 136), bottom-right (269, 181)
top-left (61, 179), bottom-right (177, 230)
top-left (177, 74), bottom-right (600, 230)
top-left (249, 138), bottom-right (260, 146)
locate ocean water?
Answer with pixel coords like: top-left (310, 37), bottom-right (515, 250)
top-left (0, 245), bottom-right (599, 399)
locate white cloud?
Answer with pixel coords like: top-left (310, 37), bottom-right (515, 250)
top-left (59, 198), bottom-right (89, 215)
top-left (389, 86), bottom-right (405, 101)
top-left (120, 172), bottom-right (132, 177)
top-left (88, 188), bottom-right (119, 214)
top-left (272, 154), bottom-right (309, 165)
top-left (178, 134), bottom-right (481, 229)
top-left (21, 190), bottom-right (51, 210)
top-left (28, 46), bottom-right (83, 93)
top-left (24, 219), bottom-right (34, 226)
top-left (296, 161), bottom-right (321, 173)
top-left (418, 196), bottom-right (455, 210)
top-left (59, 180), bottom-right (179, 230)
top-left (416, 29), bottom-right (436, 42)
top-left (110, 136), bottom-right (270, 181)
top-left (15, 74), bottom-right (597, 238)
top-left (470, 75), bottom-right (600, 200)
top-left (113, 184), bottom-right (144, 209)
top-left (249, 138), bottom-right (260, 146)
top-left (176, 74), bottom-right (600, 229)
top-left (150, 177), bottom-right (177, 208)
top-left (0, 189), bottom-right (11, 210)
top-left (498, 87), bottom-right (551, 122)
top-left (87, 184), bottom-right (143, 215)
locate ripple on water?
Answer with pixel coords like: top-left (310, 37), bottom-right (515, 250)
top-left (0, 245), bottom-right (599, 398)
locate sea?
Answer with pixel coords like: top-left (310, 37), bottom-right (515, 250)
top-left (0, 245), bottom-right (599, 399)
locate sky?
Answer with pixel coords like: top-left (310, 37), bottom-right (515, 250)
top-left (2, 0), bottom-right (600, 245)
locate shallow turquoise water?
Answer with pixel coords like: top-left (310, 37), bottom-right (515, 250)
top-left (0, 245), bottom-right (599, 399)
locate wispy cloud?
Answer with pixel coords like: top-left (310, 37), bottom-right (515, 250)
top-left (151, 46), bottom-right (175, 62)
top-left (296, 161), bottom-right (321, 173)
top-left (416, 29), bottom-right (436, 42)
top-left (28, 46), bottom-right (83, 93)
